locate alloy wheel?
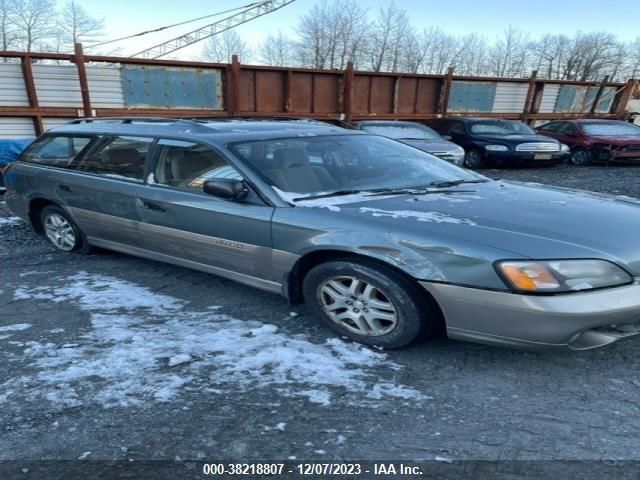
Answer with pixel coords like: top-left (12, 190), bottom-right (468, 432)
top-left (464, 150), bottom-right (484, 168)
top-left (318, 276), bottom-right (398, 336)
top-left (43, 213), bottom-right (77, 251)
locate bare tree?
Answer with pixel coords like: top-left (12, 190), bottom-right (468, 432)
top-left (367, 2), bottom-right (411, 72)
top-left (259, 31), bottom-right (294, 66)
top-left (0, 0), bottom-right (17, 52)
top-left (57, 0), bottom-right (104, 51)
top-left (202, 30), bottom-right (252, 63)
top-left (295, 0), bottom-right (367, 69)
top-left (487, 27), bottom-right (531, 77)
top-left (10, 0), bottom-right (56, 52)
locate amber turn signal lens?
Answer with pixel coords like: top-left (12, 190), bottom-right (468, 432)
top-left (499, 263), bottom-right (560, 291)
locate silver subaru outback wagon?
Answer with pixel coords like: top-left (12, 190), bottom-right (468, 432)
top-left (5, 118), bottom-right (640, 350)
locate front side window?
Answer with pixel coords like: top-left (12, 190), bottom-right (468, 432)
top-left (77, 136), bottom-right (152, 182)
top-left (538, 122), bottom-right (561, 133)
top-left (229, 134), bottom-right (484, 196)
top-left (153, 139), bottom-right (242, 192)
top-left (21, 135), bottom-right (94, 168)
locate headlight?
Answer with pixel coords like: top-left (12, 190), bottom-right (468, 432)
top-left (496, 260), bottom-right (632, 293)
top-left (452, 146), bottom-right (465, 155)
top-left (485, 145), bottom-right (508, 152)
top-left (560, 143), bottom-right (570, 152)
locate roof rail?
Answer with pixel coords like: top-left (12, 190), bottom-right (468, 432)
top-left (67, 117), bottom-right (210, 129)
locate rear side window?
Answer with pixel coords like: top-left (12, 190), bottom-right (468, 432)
top-left (76, 136), bottom-right (153, 182)
top-left (21, 135), bottom-right (94, 168)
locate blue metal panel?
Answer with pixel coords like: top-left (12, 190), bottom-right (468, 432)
top-left (448, 81), bottom-right (496, 112)
top-left (554, 85), bottom-right (578, 112)
top-left (121, 65), bottom-right (223, 110)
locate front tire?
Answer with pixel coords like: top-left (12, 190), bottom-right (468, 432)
top-left (464, 149), bottom-right (485, 169)
top-left (40, 205), bottom-right (90, 253)
top-left (570, 148), bottom-right (592, 166)
top-left (302, 260), bottom-right (437, 348)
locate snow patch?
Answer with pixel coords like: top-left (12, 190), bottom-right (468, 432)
top-left (0, 323), bottom-right (31, 332)
top-left (4, 273), bottom-right (423, 408)
top-left (0, 216), bottom-right (23, 227)
top-left (360, 207), bottom-right (476, 225)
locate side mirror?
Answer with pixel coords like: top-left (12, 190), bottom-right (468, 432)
top-left (203, 179), bottom-right (248, 200)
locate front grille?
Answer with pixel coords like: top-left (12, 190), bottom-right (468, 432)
top-left (515, 143), bottom-right (559, 152)
top-left (621, 145), bottom-right (640, 153)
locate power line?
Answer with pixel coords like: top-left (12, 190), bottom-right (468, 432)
top-left (83, 1), bottom-right (264, 50)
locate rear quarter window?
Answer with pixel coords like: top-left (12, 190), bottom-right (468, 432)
top-left (20, 135), bottom-right (95, 168)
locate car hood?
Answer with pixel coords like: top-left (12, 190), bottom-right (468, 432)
top-left (397, 138), bottom-right (460, 152)
top-left (588, 135), bottom-right (640, 146)
top-left (473, 134), bottom-right (559, 144)
top-left (300, 181), bottom-right (640, 275)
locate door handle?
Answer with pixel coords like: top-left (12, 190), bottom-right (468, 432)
top-left (142, 201), bottom-right (166, 212)
top-left (59, 184), bottom-right (72, 192)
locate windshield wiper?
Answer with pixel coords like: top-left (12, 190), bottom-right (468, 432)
top-left (365, 187), bottom-right (476, 197)
top-left (427, 179), bottom-right (490, 188)
top-left (292, 189), bottom-right (366, 201)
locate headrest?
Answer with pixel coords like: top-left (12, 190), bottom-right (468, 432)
top-left (107, 148), bottom-right (140, 164)
top-left (273, 147), bottom-right (309, 169)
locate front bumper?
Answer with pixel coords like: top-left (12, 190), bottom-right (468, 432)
top-left (433, 153), bottom-right (465, 166)
top-left (485, 150), bottom-right (569, 166)
top-left (592, 147), bottom-right (640, 164)
top-left (420, 281), bottom-right (640, 350)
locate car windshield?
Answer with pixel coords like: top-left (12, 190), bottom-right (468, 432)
top-left (228, 134), bottom-right (485, 198)
top-left (581, 123), bottom-right (640, 136)
top-left (470, 120), bottom-right (535, 135)
top-left (359, 123), bottom-right (442, 140)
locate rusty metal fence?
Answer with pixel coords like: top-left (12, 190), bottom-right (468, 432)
top-left (0, 43), bottom-right (639, 138)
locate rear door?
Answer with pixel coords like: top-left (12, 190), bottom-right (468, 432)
top-left (60, 135), bottom-right (154, 248)
top-left (136, 138), bottom-right (277, 288)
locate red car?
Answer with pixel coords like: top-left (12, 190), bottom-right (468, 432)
top-left (536, 119), bottom-right (640, 165)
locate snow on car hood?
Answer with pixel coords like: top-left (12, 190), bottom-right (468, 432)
top-left (294, 181), bottom-right (640, 275)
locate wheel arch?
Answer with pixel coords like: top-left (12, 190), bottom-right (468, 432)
top-left (28, 197), bottom-right (60, 234)
top-left (286, 248), bottom-right (446, 332)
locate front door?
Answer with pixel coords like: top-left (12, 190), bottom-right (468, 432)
top-left (136, 139), bottom-right (277, 289)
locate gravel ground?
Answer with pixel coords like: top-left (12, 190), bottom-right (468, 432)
top-left (1, 165), bottom-right (640, 479)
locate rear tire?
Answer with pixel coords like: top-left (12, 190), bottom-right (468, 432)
top-left (302, 260), bottom-right (438, 348)
top-left (464, 149), bottom-right (485, 169)
top-left (40, 205), bottom-right (91, 254)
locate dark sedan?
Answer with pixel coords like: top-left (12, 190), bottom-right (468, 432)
top-left (427, 118), bottom-right (570, 168)
top-left (536, 119), bottom-right (640, 165)
top-left (351, 120), bottom-right (465, 165)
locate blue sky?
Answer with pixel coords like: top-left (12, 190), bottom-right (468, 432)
top-left (72, 0), bottom-right (640, 58)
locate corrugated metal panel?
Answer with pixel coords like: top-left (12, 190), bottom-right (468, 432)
top-left (593, 86), bottom-right (616, 113)
top-left (87, 66), bottom-right (125, 108)
top-left (42, 117), bottom-right (75, 132)
top-left (492, 82), bottom-right (529, 113)
top-left (448, 81), bottom-right (496, 112)
top-left (33, 64), bottom-right (83, 108)
top-left (539, 84), bottom-right (560, 113)
top-left (0, 63), bottom-right (29, 107)
top-left (0, 118), bottom-right (36, 139)
top-left (121, 65), bottom-right (223, 109)
top-left (555, 85), bottom-right (616, 113)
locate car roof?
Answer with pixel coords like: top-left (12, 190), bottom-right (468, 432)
top-left (568, 119), bottom-right (629, 124)
top-left (355, 120), bottom-right (426, 126)
top-left (47, 118), bottom-right (357, 143)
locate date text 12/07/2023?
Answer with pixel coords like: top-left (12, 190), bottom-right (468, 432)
top-left (201, 462), bottom-right (425, 476)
